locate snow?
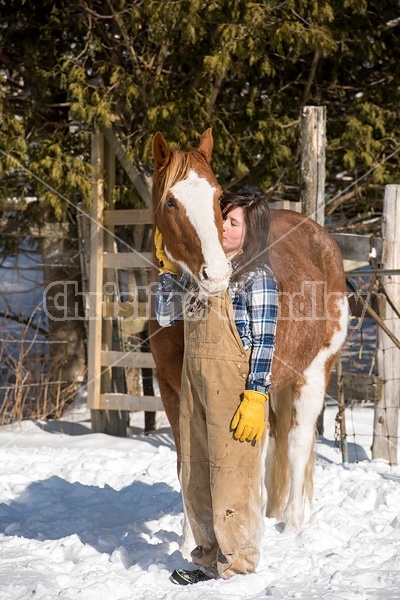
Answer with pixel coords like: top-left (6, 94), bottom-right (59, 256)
top-left (0, 397), bottom-right (399, 600)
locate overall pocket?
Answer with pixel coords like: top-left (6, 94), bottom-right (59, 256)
top-left (185, 301), bottom-right (225, 344)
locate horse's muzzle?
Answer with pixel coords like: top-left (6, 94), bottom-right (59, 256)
top-left (198, 260), bottom-right (232, 295)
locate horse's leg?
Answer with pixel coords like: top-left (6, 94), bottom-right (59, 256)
top-left (149, 318), bottom-right (184, 471)
top-left (283, 356), bottom-right (340, 529)
top-left (265, 386), bottom-right (293, 521)
top-left (155, 375), bottom-right (182, 467)
top-left (282, 373), bottom-right (323, 530)
top-left (283, 297), bottom-right (348, 530)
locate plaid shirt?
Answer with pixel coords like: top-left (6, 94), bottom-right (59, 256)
top-left (155, 266), bottom-right (278, 394)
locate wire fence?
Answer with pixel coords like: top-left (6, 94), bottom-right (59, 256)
top-left (0, 318), bottom-right (77, 424)
top-left (331, 313), bottom-right (377, 462)
top-left (328, 271), bottom-right (400, 465)
top-left (0, 234), bottom-right (84, 425)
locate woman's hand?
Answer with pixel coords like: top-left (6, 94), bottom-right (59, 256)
top-left (231, 390), bottom-right (268, 442)
top-left (154, 227), bottom-right (178, 274)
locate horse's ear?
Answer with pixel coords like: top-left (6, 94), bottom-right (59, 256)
top-left (198, 128), bottom-right (213, 163)
top-left (153, 132), bottom-right (171, 169)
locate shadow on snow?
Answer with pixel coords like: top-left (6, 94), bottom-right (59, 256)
top-left (0, 475), bottom-right (183, 570)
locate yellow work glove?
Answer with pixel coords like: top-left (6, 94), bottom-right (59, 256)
top-left (231, 390), bottom-right (268, 442)
top-left (154, 227), bottom-right (178, 275)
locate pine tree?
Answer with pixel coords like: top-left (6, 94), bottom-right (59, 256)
top-left (1, 0), bottom-right (399, 211)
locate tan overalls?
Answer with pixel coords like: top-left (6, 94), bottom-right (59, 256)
top-left (180, 291), bottom-right (266, 580)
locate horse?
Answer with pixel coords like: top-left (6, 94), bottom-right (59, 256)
top-left (149, 128), bottom-right (348, 531)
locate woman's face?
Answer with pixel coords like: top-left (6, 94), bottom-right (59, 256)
top-left (222, 206), bottom-right (247, 256)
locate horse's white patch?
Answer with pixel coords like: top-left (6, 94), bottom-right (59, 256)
top-left (284, 295), bottom-right (348, 529)
top-left (300, 294), bottom-right (348, 405)
top-left (170, 170), bottom-right (231, 293)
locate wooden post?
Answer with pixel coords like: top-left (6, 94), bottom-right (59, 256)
top-left (102, 138), bottom-right (116, 394)
top-left (87, 132), bottom-right (104, 412)
top-left (300, 106), bottom-right (327, 435)
top-left (90, 138), bottom-right (129, 436)
top-left (300, 106), bottom-right (326, 226)
top-left (372, 185), bottom-right (400, 465)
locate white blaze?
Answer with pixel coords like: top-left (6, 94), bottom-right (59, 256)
top-left (170, 170), bottom-right (231, 293)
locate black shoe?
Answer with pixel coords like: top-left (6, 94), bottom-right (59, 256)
top-left (170, 568), bottom-right (213, 586)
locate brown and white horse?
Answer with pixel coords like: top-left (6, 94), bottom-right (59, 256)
top-left (149, 128), bottom-right (348, 531)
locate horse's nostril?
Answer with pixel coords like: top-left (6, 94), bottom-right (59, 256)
top-left (202, 267), bottom-right (209, 281)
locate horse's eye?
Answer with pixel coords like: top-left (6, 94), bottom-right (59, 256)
top-left (166, 197), bottom-right (177, 209)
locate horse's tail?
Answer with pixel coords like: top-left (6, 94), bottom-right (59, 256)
top-left (266, 385), bottom-right (316, 521)
top-left (266, 386), bottom-right (292, 520)
top-left (304, 436), bottom-right (315, 507)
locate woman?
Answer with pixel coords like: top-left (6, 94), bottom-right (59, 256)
top-left (155, 193), bottom-right (278, 585)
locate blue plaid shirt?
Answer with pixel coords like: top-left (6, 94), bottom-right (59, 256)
top-left (155, 266), bottom-right (278, 394)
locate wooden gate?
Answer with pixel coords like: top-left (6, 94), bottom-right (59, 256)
top-left (85, 130), bottom-right (162, 436)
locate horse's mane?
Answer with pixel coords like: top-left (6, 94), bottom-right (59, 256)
top-left (157, 149), bottom-right (209, 204)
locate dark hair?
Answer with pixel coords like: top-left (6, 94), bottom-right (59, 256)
top-left (220, 193), bottom-right (271, 283)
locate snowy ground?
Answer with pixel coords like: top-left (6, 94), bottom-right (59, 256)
top-left (0, 397), bottom-right (399, 600)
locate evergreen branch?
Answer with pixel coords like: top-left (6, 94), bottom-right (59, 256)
top-left (301, 49), bottom-right (320, 107)
top-left (206, 72), bottom-right (225, 117)
top-left (105, 0), bottom-right (141, 74)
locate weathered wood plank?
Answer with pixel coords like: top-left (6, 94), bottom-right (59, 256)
top-left (103, 208), bottom-right (153, 226)
top-left (300, 106), bottom-right (326, 225)
top-left (103, 301), bottom-right (149, 336)
top-left (102, 128), bottom-right (151, 206)
top-left (333, 233), bottom-right (383, 263)
top-left (326, 372), bottom-right (383, 402)
top-left (101, 350), bottom-right (156, 369)
top-left (102, 301), bottom-right (149, 320)
top-left (271, 201), bottom-right (302, 213)
top-left (95, 139), bottom-right (129, 436)
top-left (100, 394), bottom-right (164, 411)
top-left (373, 185), bottom-right (400, 464)
top-left (103, 251), bottom-right (154, 269)
top-left (87, 133), bottom-right (105, 411)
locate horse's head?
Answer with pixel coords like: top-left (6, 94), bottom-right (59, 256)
top-left (152, 128), bottom-right (231, 295)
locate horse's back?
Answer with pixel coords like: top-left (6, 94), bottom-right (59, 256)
top-left (270, 210), bottom-right (344, 288)
top-left (269, 210), bottom-right (346, 389)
